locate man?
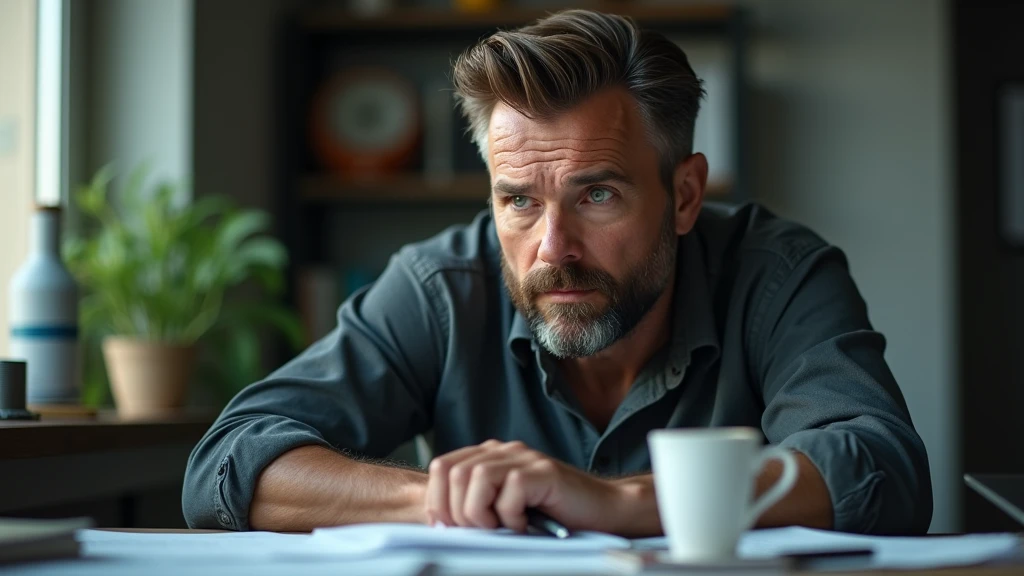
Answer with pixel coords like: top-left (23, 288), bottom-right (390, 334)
top-left (183, 9), bottom-right (932, 536)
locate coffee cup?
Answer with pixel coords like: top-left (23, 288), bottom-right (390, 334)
top-left (648, 427), bottom-right (798, 562)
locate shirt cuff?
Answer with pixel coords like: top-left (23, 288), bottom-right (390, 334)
top-left (778, 428), bottom-right (886, 533)
top-left (188, 415), bottom-right (333, 531)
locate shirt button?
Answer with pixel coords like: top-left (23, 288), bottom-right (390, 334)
top-left (671, 366), bottom-right (681, 376)
top-left (218, 510), bottom-right (231, 525)
top-left (217, 463), bottom-right (226, 476)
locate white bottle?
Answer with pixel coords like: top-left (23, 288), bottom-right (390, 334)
top-left (8, 206), bottom-right (80, 405)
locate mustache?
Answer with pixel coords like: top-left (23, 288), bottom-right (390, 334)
top-left (522, 264), bottom-right (617, 297)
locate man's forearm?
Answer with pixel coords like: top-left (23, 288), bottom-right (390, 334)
top-left (611, 451), bottom-right (833, 536)
top-left (755, 451), bottom-right (832, 529)
top-left (609, 474), bottom-right (662, 536)
top-left (249, 445), bottom-right (428, 532)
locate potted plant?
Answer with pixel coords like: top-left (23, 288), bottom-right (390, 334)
top-left (63, 165), bottom-right (302, 419)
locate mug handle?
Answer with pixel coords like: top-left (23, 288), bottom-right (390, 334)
top-left (744, 446), bottom-right (799, 530)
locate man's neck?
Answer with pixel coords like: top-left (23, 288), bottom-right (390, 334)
top-left (557, 275), bottom-right (677, 430)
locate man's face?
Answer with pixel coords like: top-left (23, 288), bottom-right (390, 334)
top-left (490, 88), bottom-right (679, 359)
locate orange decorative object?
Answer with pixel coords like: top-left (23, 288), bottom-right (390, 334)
top-left (310, 68), bottom-right (420, 177)
top-left (453, 0), bottom-right (500, 14)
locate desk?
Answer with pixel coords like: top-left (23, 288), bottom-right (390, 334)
top-left (1, 420), bottom-right (1020, 574)
top-left (0, 414), bottom-right (212, 523)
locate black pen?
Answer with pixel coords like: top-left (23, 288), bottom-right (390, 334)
top-left (525, 508), bottom-right (571, 539)
top-left (786, 547), bottom-right (874, 567)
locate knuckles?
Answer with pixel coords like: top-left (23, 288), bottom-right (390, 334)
top-left (530, 458), bottom-right (557, 475)
top-left (449, 463), bottom-right (471, 484)
top-left (425, 440), bottom-right (562, 529)
top-left (428, 457), bottom-right (449, 476)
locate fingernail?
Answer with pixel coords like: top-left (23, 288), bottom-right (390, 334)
top-left (433, 520), bottom-right (447, 529)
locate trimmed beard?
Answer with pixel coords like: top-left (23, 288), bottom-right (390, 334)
top-left (501, 206), bottom-right (678, 359)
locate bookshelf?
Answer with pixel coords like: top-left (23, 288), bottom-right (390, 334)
top-left (275, 4), bottom-right (749, 344)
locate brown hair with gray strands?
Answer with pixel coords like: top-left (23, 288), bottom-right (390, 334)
top-left (451, 9), bottom-right (705, 192)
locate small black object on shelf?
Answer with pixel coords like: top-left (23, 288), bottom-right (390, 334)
top-left (0, 360), bottom-right (40, 420)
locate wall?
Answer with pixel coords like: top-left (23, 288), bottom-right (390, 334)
top-left (85, 0), bottom-right (193, 185)
top-left (192, 0), bottom-right (292, 210)
top-left (0, 0), bottom-right (37, 357)
top-left (192, 0), bottom-right (958, 532)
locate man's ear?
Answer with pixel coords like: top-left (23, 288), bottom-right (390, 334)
top-left (671, 153), bottom-right (708, 235)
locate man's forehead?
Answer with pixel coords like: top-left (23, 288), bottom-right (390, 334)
top-left (488, 89), bottom-right (639, 154)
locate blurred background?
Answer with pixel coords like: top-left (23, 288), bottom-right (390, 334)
top-left (0, 0), bottom-right (1020, 536)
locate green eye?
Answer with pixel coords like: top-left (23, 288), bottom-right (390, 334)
top-left (588, 188), bottom-right (612, 203)
top-left (511, 195), bottom-right (530, 208)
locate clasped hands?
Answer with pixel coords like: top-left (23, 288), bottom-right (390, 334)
top-left (423, 439), bottom-right (644, 535)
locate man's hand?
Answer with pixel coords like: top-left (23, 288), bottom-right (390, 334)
top-left (422, 441), bottom-right (833, 537)
top-left (425, 440), bottom-right (625, 533)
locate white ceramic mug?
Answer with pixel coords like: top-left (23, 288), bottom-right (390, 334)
top-left (648, 427), bottom-right (798, 562)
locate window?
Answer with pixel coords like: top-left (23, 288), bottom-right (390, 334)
top-left (0, 0), bottom-right (67, 355)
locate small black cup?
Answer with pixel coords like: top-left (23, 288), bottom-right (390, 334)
top-left (0, 360), bottom-right (39, 420)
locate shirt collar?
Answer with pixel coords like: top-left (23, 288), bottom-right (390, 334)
top-left (505, 230), bottom-right (720, 371)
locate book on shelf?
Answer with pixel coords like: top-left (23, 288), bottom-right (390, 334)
top-left (0, 517), bottom-right (91, 565)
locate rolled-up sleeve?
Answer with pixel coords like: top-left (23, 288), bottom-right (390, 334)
top-left (753, 244), bottom-right (932, 535)
top-left (182, 248), bottom-right (446, 530)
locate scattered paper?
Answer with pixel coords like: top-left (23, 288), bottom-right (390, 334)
top-left (310, 523), bottom-right (631, 555)
top-left (739, 526), bottom-right (1021, 570)
top-left (69, 524), bottom-right (1022, 573)
top-left (630, 527), bottom-right (1021, 570)
top-left (78, 530), bottom-right (312, 559)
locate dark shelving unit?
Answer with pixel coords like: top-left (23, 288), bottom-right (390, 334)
top-left (275, 3), bottom-right (749, 343)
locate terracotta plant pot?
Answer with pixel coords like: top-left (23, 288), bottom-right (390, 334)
top-left (102, 337), bottom-right (195, 420)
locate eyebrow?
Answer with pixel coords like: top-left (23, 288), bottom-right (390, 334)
top-left (492, 180), bottom-right (532, 196)
top-left (491, 169), bottom-right (634, 197)
top-left (566, 169), bottom-right (634, 188)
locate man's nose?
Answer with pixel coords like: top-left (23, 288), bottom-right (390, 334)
top-left (536, 210), bottom-right (583, 266)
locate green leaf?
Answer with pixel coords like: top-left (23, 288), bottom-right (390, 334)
top-left (228, 330), bottom-right (261, 388)
top-left (247, 264), bottom-right (285, 295)
top-left (186, 196), bottom-right (234, 228)
top-left (118, 163), bottom-right (149, 218)
top-left (75, 164), bottom-right (115, 218)
top-left (221, 302), bottom-right (305, 351)
top-left (225, 238), bottom-right (287, 281)
top-left (216, 211), bottom-right (270, 254)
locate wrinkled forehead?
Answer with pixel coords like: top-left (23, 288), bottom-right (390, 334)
top-left (486, 89), bottom-right (650, 171)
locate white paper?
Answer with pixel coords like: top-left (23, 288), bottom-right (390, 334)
top-left (77, 530), bottom-right (313, 559)
top-left (4, 555), bottom-right (429, 576)
top-left (740, 526), bottom-right (1021, 569)
top-left (310, 523), bottom-right (631, 555)
top-left (632, 527), bottom-right (1020, 570)
top-left (68, 525), bottom-right (1021, 574)
top-left (435, 551), bottom-right (615, 576)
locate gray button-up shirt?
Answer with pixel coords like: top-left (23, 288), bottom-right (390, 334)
top-left (183, 203), bottom-right (932, 535)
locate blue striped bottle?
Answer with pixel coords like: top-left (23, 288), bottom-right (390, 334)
top-left (8, 206), bottom-right (80, 405)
